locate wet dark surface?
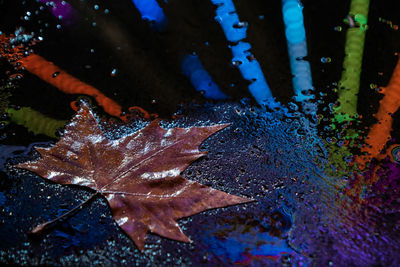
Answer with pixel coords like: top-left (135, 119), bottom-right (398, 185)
top-left (0, 103), bottom-right (319, 266)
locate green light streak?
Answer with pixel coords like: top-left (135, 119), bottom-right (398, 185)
top-left (6, 107), bottom-right (67, 139)
top-left (334, 0), bottom-right (370, 122)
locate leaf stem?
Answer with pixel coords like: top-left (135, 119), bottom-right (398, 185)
top-left (29, 192), bottom-right (99, 235)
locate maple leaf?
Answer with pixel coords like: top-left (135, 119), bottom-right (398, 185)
top-left (15, 102), bottom-right (252, 250)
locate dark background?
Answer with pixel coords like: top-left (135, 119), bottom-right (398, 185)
top-left (0, 0), bottom-right (399, 131)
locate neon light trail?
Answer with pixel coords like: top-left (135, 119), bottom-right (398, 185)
top-left (210, 0), bottom-right (278, 108)
top-left (357, 56), bottom-right (400, 168)
top-left (6, 107), bottom-right (67, 139)
top-left (131, 0), bottom-right (167, 30)
top-left (181, 54), bottom-right (228, 100)
top-left (19, 54), bottom-right (127, 121)
top-left (0, 34), bottom-right (156, 124)
top-left (281, 0), bottom-right (314, 109)
top-left (334, 0), bottom-right (370, 122)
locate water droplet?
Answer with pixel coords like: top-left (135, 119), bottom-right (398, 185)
top-left (94, 4), bottom-right (99, 10)
top-left (214, 16), bottom-right (222, 23)
top-left (110, 68), bottom-right (117, 77)
top-left (104, 9), bottom-right (110, 14)
top-left (56, 24), bottom-right (62, 29)
top-left (52, 71), bottom-right (60, 78)
top-left (334, 26), bottom-right (342, 31)
top-left (231, 60), bottom-right (242, 67)
top-left (320, 57), bottom-right (331, 63)
top-left (392, 146), bottom-right (400, 163)
top-left (9, 73), bottom-right (23, 80)
top-left (246, 55), bottom-right (255, 61)
top-left (288, 102), bottom-right (298, 111)
top-left (233, 21), bottom-right (248, 28)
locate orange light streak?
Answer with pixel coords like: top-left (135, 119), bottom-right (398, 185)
top-left (19, 54), bottom-right (127, 121)
top-left (356, 57), bottom-right (400, 169)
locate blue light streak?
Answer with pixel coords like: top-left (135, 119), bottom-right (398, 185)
top-left (211, 0), bottom-right (278, 108)
top-left (282, 0), bottom-right (314, 105)
top-left (182, 54), bottom-right (228, 100)
top-left (131, 0), bottom-right (167, 30)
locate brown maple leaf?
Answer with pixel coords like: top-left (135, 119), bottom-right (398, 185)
top-left (16, 102), bottom-right (252, 250)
